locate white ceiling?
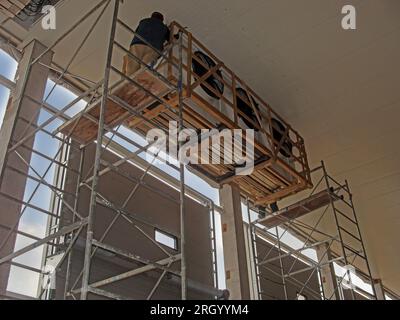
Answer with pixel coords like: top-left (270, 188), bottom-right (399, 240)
top-left (1, 0), bottom-right (400, 294)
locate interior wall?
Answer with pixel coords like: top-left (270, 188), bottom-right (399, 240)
top-left (54, 143), bottom-right (215, 300)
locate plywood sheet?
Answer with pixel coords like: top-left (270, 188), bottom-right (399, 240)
top-left (58, 69), bottom-right (171, 144)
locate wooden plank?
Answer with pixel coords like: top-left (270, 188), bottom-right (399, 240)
top-left (125, 104), bottom-right (167, 128)
top-left (58, 69), bottom-right (171, 144)
top-left (55, 22), bottom-right (312, 207)
top-left (257, 188), bottom-right (342, 229)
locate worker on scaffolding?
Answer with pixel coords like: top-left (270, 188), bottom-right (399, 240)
top-left (123, 12), bottom-right (170, 76)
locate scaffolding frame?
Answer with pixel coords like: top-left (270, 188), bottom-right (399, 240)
top-left (0, 0), bottom-right (388, 302)
top-left (248, 161), bottom-right (377, 300)
top-left (0, 0), bottom-right (226, 300)
top-left (55, 18), bottom-right (313, 208)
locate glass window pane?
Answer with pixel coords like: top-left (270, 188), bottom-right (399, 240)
top-left (0, 49), bottom-right (18, 81)
top-left (155, 229), bottom-right (177, 250)
top-left (0, 85), bottom-right (11, 128)
top-left (7, 265), bottom-right (40, 298)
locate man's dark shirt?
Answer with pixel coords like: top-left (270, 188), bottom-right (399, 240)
top-left (131, 17), bottom-right (170, 52)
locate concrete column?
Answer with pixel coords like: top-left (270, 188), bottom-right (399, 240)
top-left (243, 223), bottom-right (259, 300)
top-left (0, 40), bottom-right (52, 295)
top-left (372, 279), bottom-right (386, 300)
top-left (219, 183), bottom-right (250, 299)
top-left (316, 243), bottom-right (340, 300)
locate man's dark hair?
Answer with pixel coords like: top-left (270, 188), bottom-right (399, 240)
top-left (151, 12), bottom-right (164, 22)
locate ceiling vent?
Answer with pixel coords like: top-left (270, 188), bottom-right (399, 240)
top-left (0, 0), bottom-right (62, 29)
top-left (192, 51), bottom-right (224, 99)
top-left (236, 87), bottom-right (259, 128)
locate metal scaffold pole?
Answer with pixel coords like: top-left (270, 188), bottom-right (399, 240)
top-left (177, 30), bottom-right (187, 300)
top-left (345, 179), bottom-right (377, 299)
top-left (321, 161), bottom-right (355, 300)
top-left (0, 0), bottom-right (227, 300)
top-left (63, 147), bottom-right (85, 299)
top-left (246, 198), bottom-right (261, 300)
top-left (80, 0), bottom-right (120, 300)
top-left (249, 162), bottom-right (377, 300)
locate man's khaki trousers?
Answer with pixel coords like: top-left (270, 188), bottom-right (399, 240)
top-left (123, 44), bottom-right (160, 76)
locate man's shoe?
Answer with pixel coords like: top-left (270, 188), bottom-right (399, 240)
top-left (257, 206), bottom-right (267, 219)
top-left (270, 202), bottom-right (279, 213)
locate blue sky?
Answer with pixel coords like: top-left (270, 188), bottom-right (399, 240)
top-left (0, 50), bottom-right (18, 128)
